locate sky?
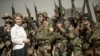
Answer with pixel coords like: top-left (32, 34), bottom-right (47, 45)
top-left (0, 0), bottom-right (100, 26)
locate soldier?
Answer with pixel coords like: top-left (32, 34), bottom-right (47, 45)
top-left (90, 3), bottom-right (100, 56)
top-left (67, 11), bottom-right (84, 56)
top-left (2, 23), bottom-right (13, 56)
top-left (81, 16), bottom-right (92, 56)
top-left (22, 17), bottom-right (34, 56)
top-left (0, 13), bottom-right (13, 56)
top-left (68, 23), bottom-right (83, 56)
top-left (35, 12), bottom-right (53, 56)
top-left (2, 13), bottom-right (13, 25)
top-left (51, 8), bottom-right (69, 56)
top-left (0, 13), bottom-right (13, 37)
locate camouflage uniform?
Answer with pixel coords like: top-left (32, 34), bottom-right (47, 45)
top-left (67, 24), bottom-right (83, 56)
top-left (90, 3), bottom-right (100, 56)
top-left (51, 8), bottom-right (69, 56)
top-left (36, 12), bottom-right (53, 56)
top-left (69, 11), bottom-right (84, 56)
top-left (0, 13), bottom-right (13, 56)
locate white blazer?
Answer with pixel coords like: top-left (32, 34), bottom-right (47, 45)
top-left (11, 24), bottom-right (27, 50)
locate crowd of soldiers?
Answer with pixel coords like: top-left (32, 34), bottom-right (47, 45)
top-left (0, 2), bottom-right (100, 56)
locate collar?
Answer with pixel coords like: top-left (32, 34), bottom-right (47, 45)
top-left (15, 24), bottom-right (22, 28)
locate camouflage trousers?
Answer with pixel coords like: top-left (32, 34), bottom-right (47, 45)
top-left (53, 40), bottom-right (67, 56)
top-left (70, 37), bottom-right (83, 56)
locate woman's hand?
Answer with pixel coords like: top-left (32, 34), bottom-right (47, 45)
top-left (23, 38), bottom-right (30, 44)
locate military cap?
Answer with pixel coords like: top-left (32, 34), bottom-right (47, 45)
top-left (95, 3), bottom-right (100, 12)
top-left (2, 13), bottom-right (12, 19)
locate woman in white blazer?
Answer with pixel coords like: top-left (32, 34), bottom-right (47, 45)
top-left (11, 13), bottom-right (30, 56)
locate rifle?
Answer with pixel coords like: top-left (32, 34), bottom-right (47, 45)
top-left (54, 1), bottom-right (58, 9)
top-left (11, 3), bottom-right (15, 17)
top-left (58, 0), bottom-right (65, 28)
top-left (25, 4), bottom-right (32, 21)
top-left (82, 0), bottom-right (86, 17)
top-left (34, 3), bottom-right (39, 28)
top-left (25, 4), bottom-right (34, 29)
top-left (85, 0), bottom-right (95, 27)
top-left (71, 0), bottom-right (75, 18)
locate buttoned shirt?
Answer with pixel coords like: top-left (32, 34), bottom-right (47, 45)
top-left (11, 24), bottom-right (27, 50)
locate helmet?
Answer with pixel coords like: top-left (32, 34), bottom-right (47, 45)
top-left (43, 11), bottom-right (48, 17)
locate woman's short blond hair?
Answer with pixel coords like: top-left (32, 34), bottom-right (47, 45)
top-left (13, 13), bottom-right (23, 20)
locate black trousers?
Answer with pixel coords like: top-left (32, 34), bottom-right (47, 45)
top-left (14, 45), bottom-right (28, 56)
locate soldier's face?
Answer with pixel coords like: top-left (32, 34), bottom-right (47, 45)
top-left (55, 12), bottom-right (59, 17)
top-left (4, 17), bottom-right (11, 23)
top-left (15, 16), bottom-right (22, 26)
top-left (68, 25), bottom-right (74, 31)
top-left (38, 15), bottom-right (44, 22)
